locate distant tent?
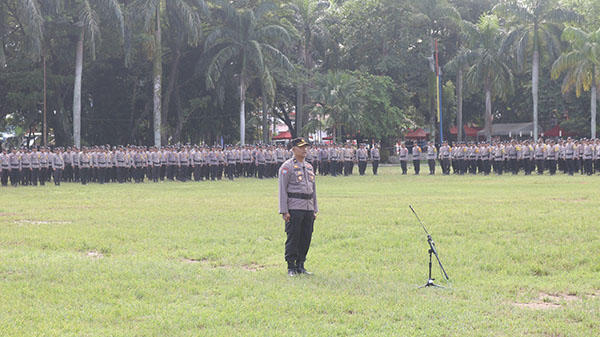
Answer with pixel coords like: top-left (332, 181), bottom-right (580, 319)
top-left (450, 125), bottom-right (483, 138)
top-left (272, 131), bottom-right (292, 140)
top-left (543, 125), bottom-right (577, 137)
top-left (477, 123), bottom-right (538, 137)
top-left (404, 128), bottom-right (429, 139)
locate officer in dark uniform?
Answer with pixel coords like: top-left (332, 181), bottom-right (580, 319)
top-left (278, 137), bottom-right (318, 277)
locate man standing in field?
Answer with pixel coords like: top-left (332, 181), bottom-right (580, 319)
top-left (279, 137), bottom-right (318, 277)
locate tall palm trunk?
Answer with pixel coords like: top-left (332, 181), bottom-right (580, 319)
top-left (163, 47), bottom-right (181, 142)
top-left (239, 77), bottom-right (246, 145)
top-left (532, 49), bottom-right (539, 140)
top-left (73, 26), bottom-right (84, 148)
top-left (485, 85), bottom-right (492, 141)
top-left (262, 85), bottom-right (269, 143)
top-left (296, 42), bottom-right (305, 136)
top-left (153, 6), bottom-right (162, 147)
top-left (592, 82), bottom-right (597, 139)
top-left (456, 68), bottom-right (463, 142)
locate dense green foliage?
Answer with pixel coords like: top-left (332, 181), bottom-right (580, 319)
top-left (1, 0), bottom-right (600, 146)
top-left (1, 167), bottom-right (599, 336)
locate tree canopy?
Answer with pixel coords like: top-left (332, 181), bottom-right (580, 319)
top-left (1, 0), bottom-right (600, 147)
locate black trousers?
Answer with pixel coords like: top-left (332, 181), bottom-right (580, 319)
top-left (31, 168), bottom-right (39, 185)
top-left (54, 169), bottom-right (63, 185)
top-left (64, 164), bottom-right (72, 182)
top-left (285, 210), bottom-right (315, 264)
top-left (584, 159), bottom-right (593, 175)
top-left (10, 169), bottom-right (20, 186)
top-left (226, 164), bottom-right (234, 180)
top-left (440, 158), bottom-right (449, 174)
top-left (343, 161), bottom-right (351, 176)
top-left (1, 169), bottom-right (8, 186)
top-left (202, 165), bottom-right (210, 180)
top-left (400, 161), bottom-right (407, 174)
top-left (482, 160), bottom-right (491, 175)
top-left (320, 161), bottom-right (329, 175)
top-left (329, 161), bottom-right (337, 176)
top-left (509, 159), bottom-right (517, 174)
top-left (358, 161), bottom-right (367, 175)
top-left (178, 165), bottom-right (187, 182)
top-left (413, 160), bottom-right (420, 174)
top-left (469, 160), bottom-right (477, 174)
top-left (21, 168), bottom-right (31, 185)
top-left (210, 165), bottom-right (218, 180)
top-left (167, 165), bottom-right (176, 180)
top-left (535, 159), bottom-right (545, 174)
top-left (547, 160), bottom-right (557, 175)
top-left (372, 160), bottom-right (379, 175)
top-left (428, 159), bottom-right (435, 174)
top-left (494, 161), bottom-right (503, 175)
top-left (40, 168), bottom-right (48, 185)
top-left (80, 168), bottom-right (89, 184)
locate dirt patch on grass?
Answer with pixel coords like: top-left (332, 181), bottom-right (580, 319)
top-left (513, 302), bottom-right (560, 310)
top-left (0, 241), bottom-right (24, 247)
top-left (241, 263), bottom-right (265, 272)
top-left (551, 198), bottom-right (587, 202)
top-left (182, 257), bottom-right (208, 263)
top-left (87, 251), bottom-right (104, 258)
top-left (0, 212), bottom-right (19, 217)
top-left (182, 258), bottom-right (265, 271)
top-left (513, 291), bottom-right (582, 309)
top-left (15, 220), bottom-right (72, 225)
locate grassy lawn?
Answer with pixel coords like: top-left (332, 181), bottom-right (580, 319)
top-left (1, 166), bottom-right (599, 336)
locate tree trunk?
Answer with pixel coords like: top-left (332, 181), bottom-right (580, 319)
top-left (532, 49), bottom-right (539, 141)
top-left (592, 82), bottom-right (597, 139)
top-left (456, 68), bottom-right (463, 142)
top-left (173, 82), bottom-right (185, 143)
top-left (73, 26), bottom-right (84, 148)
top-left (262, 85), bottom-right (269, 143)
top-left (239, 77), bottom-right (246, 145)
top-left (296, 43), bottom-right (305, 136)
top-left (127, 79), bottom-right (139, 144)
top-left (153, 5), bottom-right (162, 147)
top-left (162, 47), bottom-right (181, 143)
top-left (485, 86), bottom-right (492, 141)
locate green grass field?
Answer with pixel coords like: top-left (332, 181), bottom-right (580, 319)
top-left (1, 166), bottom-right (599, 336)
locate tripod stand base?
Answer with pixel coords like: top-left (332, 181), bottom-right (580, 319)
top-left (419, 278), bottom-right (445, 288)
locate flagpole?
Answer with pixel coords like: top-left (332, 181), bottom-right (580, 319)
top-left (435, 40), bottom-right (443, 143)
top-left (435, 40), bottom-right (444, 144)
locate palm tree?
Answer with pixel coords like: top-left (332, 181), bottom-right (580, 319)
top-left (445, 21), bottom-right (476, 142)
top-left (494, 0), bottom-right (579, 140)
top-left (0, 0), bottom-right (44, 64)
top-left (69, 0), bottom-right (125, 148)
top-left (204, 1), bottom-right (292, 145)
top-left (551, 27), bottom-right (600, 138)
top-left (287, 0), bottom-right (331, 137)
top-left (464, 15), bottom-right (514, 141)
top-left (130, 0), bottom-right (206, 147)
top-left (308, 70), bottom-right (364, 143)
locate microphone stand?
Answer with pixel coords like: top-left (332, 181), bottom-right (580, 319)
top-left (409, 205), bottom-right (449, 288)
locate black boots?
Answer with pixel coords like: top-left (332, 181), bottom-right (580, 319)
top-left (296, 261), bottom-right (312, 275)
top-left (287, 261), bottom-right (297, 277)
top-left (287, 261), bottom-right (313, 276)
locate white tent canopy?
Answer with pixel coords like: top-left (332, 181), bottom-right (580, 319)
top-left (477, 122), bottom-right (537, 137)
